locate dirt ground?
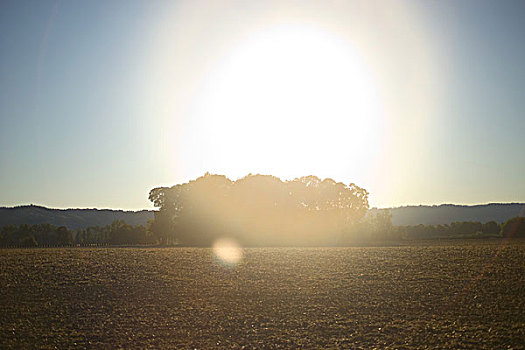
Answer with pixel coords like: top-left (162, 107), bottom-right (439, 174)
top-left (1, 239), bottom-right (524, 349)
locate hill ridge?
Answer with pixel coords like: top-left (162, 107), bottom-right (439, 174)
top-left (371, 203), bottom-right (524, 225)
top-left (0, 205), bottom-right (154, 230)
top-left (1, 203), bottom-right (523, 229)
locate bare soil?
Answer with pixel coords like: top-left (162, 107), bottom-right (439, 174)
top-left (1, 239), bottom-right (524, 349)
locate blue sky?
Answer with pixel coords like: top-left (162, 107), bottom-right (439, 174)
top-left (0, 0), bottom-right (524, 210)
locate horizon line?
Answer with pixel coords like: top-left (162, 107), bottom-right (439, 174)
top-left (1, 201), bottom-right (524, 212)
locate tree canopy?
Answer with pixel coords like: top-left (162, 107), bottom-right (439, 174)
top-left (149, 173), bottom-right (369, 246)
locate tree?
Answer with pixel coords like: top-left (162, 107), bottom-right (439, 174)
top-left (20, 235), bottom-right (38, 247)
top-left (56, 226), bottom-right (74, 245)
top-left (481, 221), bottom-right (500, 236)
top-left (147, 212), bottom-right (174, 245)
top-left (501, 216), bottom-right (525, 238)
top-left (373, 210), bottom-right (393, 237)
top-left (148, 173), bottom-right (369, 246)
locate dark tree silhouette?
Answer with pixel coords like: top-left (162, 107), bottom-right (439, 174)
top-left (148, 173), bottom-right (369, 246)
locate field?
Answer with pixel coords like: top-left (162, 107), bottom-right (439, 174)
top-left (1, 240), bottom-right (524, 349)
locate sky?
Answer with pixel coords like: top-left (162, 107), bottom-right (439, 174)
top-left (0, 0), bottom-right (524, 210)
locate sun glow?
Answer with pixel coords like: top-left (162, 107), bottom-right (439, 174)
top-left (180, 24), bottom-right (384, 183)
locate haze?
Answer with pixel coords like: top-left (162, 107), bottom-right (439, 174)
top-left (1, 0), bottom-right (524, 210)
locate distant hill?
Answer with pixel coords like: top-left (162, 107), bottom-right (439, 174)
top-left (1, 203), bottom-right (524, 230)
top-left (371, 203), bottom-right (525, 226)
top-left (0, 205), bottom-right (154, 230)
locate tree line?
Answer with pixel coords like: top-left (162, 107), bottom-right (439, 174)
top-left (397, 220), bottom-right (501, 239)
top-left (148, 173), bottom-right (524, 246)
top-left (0, 220), bottom-right (154, 247)
top-left (2, 171), bottom-right (523, 247)
top-left (1, 214), bottom-right (522, 248)
top-left (364, 216), bottom-right (524, 240)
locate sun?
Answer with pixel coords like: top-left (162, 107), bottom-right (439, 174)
top-left (180, 24), bottom-right (384, 183)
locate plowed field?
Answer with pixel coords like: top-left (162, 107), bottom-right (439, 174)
top-left (1, 240), bottom-right (524, 349)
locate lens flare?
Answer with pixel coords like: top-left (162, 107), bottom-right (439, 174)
top-left (212, 238), bottom-right (243, 266)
